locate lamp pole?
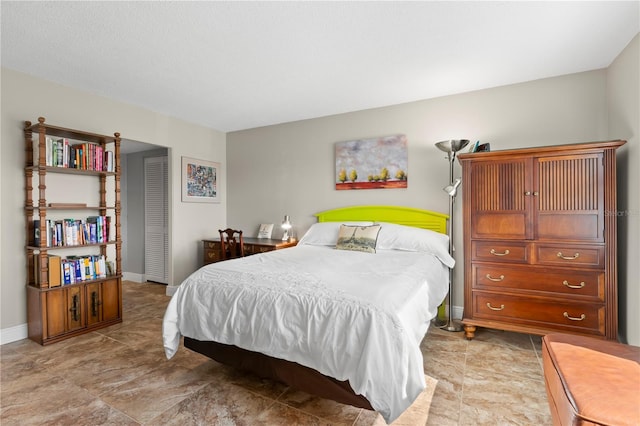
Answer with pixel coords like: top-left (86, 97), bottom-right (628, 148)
top-left (434, 139), bottom-right (469, 332)
top-left (444, 171), bottom-right (462, 332)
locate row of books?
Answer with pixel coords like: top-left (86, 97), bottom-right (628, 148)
top-left (34, 216), bottom-right (111, 247)
top-left (36, 137), bottom-right (114, 172)
top-left (34, 254), bottom-right (115, 287)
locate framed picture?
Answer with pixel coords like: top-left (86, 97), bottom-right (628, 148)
top-left (335, 134), bottom-right (408, 190)
top-left (257, 223), bottom-right (274, 239)
top-left (181, 156), bottom-right (220, 203)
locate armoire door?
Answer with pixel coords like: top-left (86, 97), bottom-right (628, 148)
top-left (534, 153), bottom-right (604, 242)
top-left (144, 156), bottom-right (168, 284)
top-left (467, 158), bottom-right (533, 240)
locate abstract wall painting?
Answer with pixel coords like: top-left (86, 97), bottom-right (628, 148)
top-left (335, 134), bottom-right (408, 190)
top-left (182, 156), bottom-right (220, 203)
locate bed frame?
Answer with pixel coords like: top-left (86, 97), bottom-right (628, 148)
top-left (184, 205), bottom-right (448, 410)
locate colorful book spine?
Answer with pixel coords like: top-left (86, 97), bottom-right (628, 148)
top-left (62, 260), bottom-right (72, 285)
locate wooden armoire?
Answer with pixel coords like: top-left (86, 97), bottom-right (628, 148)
top-left (458, 140), bottom-right (625, 340)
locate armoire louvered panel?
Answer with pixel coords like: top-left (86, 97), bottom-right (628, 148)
top-left (536, 154), bottom-right (604, 242)
top-left (470, 159), bottom-right (531, 240)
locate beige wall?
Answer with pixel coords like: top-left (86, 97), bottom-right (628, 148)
top-left (0, 68), bottom-right (227, 340)
top-left (607, 34), bottom-right (639, 345)
top-left (1, 36), bottom-right (637, 345)
top-left (228, 63), bottom-right (638, 344)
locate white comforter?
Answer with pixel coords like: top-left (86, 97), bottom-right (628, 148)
top-left (163, 245), bottom-right (450, 423)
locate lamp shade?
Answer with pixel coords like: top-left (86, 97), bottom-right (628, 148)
top-left (435, 139), bottom-right (470, 154)
top-left (443, 178), bottom-right (462, 197)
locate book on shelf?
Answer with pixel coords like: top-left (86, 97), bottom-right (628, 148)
top-left (45, 137), bottom-right (53, 166)
top-left (57, 138), bottom-right (70, 168)
top-left (87, 216), bottom-right (99, 243)
top-left (104, 150), bottom-right (114, 172)
top-left (55, 139), bottom-right (64, 167)
top-left (61, 260), bottom-right (73, 285)
top-left (73, 258), bottom-right (83, 283)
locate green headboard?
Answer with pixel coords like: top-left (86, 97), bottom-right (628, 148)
top-left (315, 205), bottom-right (448, 234)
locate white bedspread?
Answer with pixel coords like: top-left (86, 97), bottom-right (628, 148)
top-left (163, 245), bottom-right (450, 423)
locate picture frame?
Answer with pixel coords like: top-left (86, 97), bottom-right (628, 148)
top-left (335, 134), bottom-right (408, 190)
top-left (257, 223), bottom-right (274, 239)
top-left (181, 156), bottom-right (220, 203)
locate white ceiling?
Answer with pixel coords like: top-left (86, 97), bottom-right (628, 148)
top-left (2, 1), bottom-right (639, 134)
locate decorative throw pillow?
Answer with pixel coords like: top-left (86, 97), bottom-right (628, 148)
top-left (335, 224), bottom-right (381, 253)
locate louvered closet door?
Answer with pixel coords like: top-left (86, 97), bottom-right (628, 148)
top-left (534, 153), bottom-right (604, 242)
top-left (469, 158), bottom-right (533, 240)
top-left (144, 156), bottom-right (168, 284)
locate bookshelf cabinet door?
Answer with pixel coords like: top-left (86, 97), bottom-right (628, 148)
top-left (86, 279), bottom-right (121, 327)
top-left (66, 286), bottom-right (84, 332)
top-left (86, 282), bottom-right (102, 326)
top-left (44, 290), bottom-right (66, 339)
top-left (101, 279), bottom-right (121, 323)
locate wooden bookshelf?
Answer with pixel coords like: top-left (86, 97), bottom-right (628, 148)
top-left (24, 117), bottom-right (122, 345)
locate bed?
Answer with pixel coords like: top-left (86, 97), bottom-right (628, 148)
top-left (163, 205), bottom-right (453, 423)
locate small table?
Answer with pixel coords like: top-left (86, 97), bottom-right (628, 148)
top-left (202, 237), bottom-right (297, 265)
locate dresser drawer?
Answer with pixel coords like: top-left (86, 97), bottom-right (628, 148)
top-left (244, 244), bottom-right (273, 256)
top-left (473, 265), bottom-right (604, 300)
top-left (471, 241), bottom-right (530, 264)
top-left (535, 244), bottom-right (604, 268)
top-left (472, 292), bottom-right (605, 335)
top-left (203, 240), bottom-right (222, 265)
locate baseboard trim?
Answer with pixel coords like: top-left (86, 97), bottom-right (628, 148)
top-left (122, 272), bottom-right (145, 283)
top-left (0, 323), bottom-right (28, 345)
top-left (453, 305), bottom-right (463, 319)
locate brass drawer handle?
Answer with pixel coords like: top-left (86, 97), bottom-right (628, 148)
top-left (490, 249), bottom-right (510, 256)
top-left (562, 280), bottom-right (585, 289)
top-left (207, 253), bottom-right (215, 259)
top-left (486, 303), bottom-right (505, 311)
top-left (563, 312), bottom-right (586, 321)
top-left (557, 252), bottom-right (579, 260)
top-left (207, 243), bottom-right (216, 249)
top-left (485, 274), bottom-right (505, 282)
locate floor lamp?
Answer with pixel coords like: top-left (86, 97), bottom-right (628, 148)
top-left (435, 139), bottom-right (470, 332)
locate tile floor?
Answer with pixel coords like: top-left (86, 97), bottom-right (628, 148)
top-left (1, 281), bottom-right (551, 425)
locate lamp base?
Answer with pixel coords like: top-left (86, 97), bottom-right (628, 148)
top-left (432, 318), bottom-right (447, 327)
top-left (441, 320), bottom-right (464, 332)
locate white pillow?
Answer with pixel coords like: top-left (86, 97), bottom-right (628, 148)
top-left (375, 222), bottom-right (455, 267)
top-left (298, 221), bottom-right (374, 246)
